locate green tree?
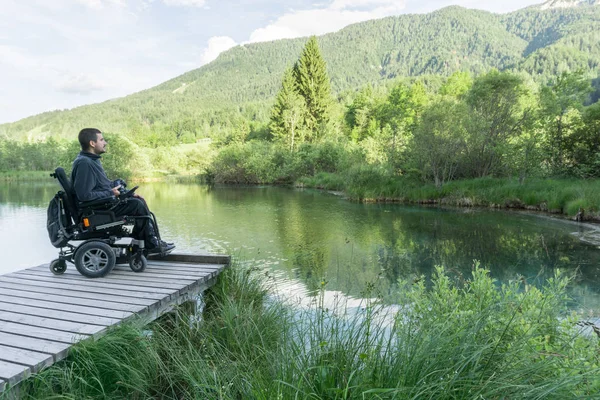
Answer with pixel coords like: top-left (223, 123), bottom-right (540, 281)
top-left (410, 99), bottom-right (467, 187)
top-left (294, 36), bottom-right (332, 138)
top-left (463, 70), bottom-right (529, 178)
top-left (378, 81), bottom-right (428, 168)
top-left (539, 70), bottom-right (593, 173)
top-left (439, 71), bottom-right (473, 98)
top-left (565, 102), bottom-right (600, 177)
top-left (344, 85), bottom-right (381, 142)
top-left (270, 68), bottom-right (307, 152)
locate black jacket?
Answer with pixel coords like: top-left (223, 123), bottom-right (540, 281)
top-left (71, 151), bottom-right (117, 202)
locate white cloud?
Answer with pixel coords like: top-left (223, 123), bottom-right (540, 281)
top-left (162, 0), bottom-right (206, 7)
top-left (200, 36), bottom-right (237, 65)
top-left (248, 0), bottom-right (406, 43)
top-left (330, 0), bottom-right (404, 10)
top-left (55, 73), bottom-right (108, 94)
top-left (73, 0), bottom-right (126, 8)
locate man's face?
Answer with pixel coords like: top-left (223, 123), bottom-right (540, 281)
top-left (90, 133), bottom-right (107, 155)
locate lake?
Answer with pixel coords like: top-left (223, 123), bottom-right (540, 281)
top-left (1, 181), bottom-right (600, 315)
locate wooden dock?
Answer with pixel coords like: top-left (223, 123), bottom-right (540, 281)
top-left (0, 253), bottom-right (230, 393)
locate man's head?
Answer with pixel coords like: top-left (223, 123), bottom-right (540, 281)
top-left (78, 128), bottom-right (107, 155)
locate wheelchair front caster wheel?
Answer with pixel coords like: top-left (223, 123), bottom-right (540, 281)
top-left (74, 241), bottom-right (116, 278)
top-left (129, 254), bottom-right (147, 273)
top-left (50, 259), bottom-right (67, 275)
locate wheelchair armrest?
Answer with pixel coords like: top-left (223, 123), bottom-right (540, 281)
top-left (79, 196), bottom-right (118, 210)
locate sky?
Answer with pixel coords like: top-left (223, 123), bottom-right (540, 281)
top-left (0, 0), bottom-right (544, 124)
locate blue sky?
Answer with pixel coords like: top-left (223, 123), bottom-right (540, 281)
top-left (0, 0), bottom-right (543, 124)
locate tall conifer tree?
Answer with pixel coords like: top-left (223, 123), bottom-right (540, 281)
top-left (294, 36), bottom-right (332, 137)
top-left (269, 67), bottom-right (306, 152)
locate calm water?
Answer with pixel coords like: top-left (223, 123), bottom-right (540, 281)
top-left (1, 181), bottom-right (600, 315)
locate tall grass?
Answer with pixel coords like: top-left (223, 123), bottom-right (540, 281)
top-left (300, 170), bottom-right (600, 217)
top-left (6, 264), bottom-right (600, 399)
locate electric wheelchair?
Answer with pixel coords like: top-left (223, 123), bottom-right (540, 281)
top-left (47, 167), bottom-right (168, 278)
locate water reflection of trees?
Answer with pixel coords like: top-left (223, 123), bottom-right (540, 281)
top-left (269, 194), bottom-right (600, 302)
top-left (0, 182), bottom-right (58, 207)
top-left (7, 182), bottom-right (599, 306)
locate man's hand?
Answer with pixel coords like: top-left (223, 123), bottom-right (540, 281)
top-left (111, 185), bottom-right (122, 196)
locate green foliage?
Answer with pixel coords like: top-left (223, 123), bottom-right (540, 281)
top-left (9, 264), bottom-right (600, 399)
top-left (462, 70), bottom-right (529, 178)
top-left (270, 67), bottom-right (307, 152)
top-left (439, 71), bottom-right (473, 98)
top-left (568, 102), bottom-right (600, 177)
top-left (100, 133), bottom-right (136, 179)
top-left (0, 138), bottom-right (71, 172)
top-left (209, 141), bottom-right (278, 184)
top-left (294, 36), bottom-right (333, 136)
top-left (410, 98), bottom-right (468, 187)
top-left (540, 70), bottom-right (594, 174)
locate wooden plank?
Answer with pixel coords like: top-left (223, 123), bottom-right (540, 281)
top-left (0, 321), bottom-right (89, 343)
top-left (147, 253), bottom-right (230, 265)
top-left (0, 311), bottom-right (103, 336)
top-left (32, 264), bottom-right (200, 281)
top-left (0, 303), bottom-right (119, 326)
top-left (28, 265), bottom-right (202, 285)
top-left (16, 269), bottom-right (191, 291)
top-left (114, 266), bottom-right (219, 278)
top-left (0, 277), bottom-right (168, 301)
top-left (0, 360), bottom-right (29, 384)
top-left (0, 331), bottom-right (70, 356)
top-left (0, 254), bottom-right (228, 393)
top-left (115, 263), bottom-right (218, 274)
top-left (28, 263), bottom-right (220, 280)
top-left (144, 261), bottom-right (225, 271)
top-left (0, 345), bottom-right (54, 372)
top-left (0, 294), bottom-right (134, 320)
top-left (0, 281), bottom-right (157, 307)
top-left (108, 267), bottom-right (216, 280)
top-left (4, 273), bottom-right (176, 295)
top-left (88, 270), bottom-right (199, 285)
top-left (0, 287), bottom-right (147, 312)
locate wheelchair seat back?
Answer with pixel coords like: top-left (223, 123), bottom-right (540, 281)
top-left (51, 167), bottom-right (80, 226)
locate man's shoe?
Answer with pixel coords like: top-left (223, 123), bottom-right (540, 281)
top-left (147, 239), bottom-right (176, 255)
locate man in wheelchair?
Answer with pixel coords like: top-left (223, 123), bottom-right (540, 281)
top-left (47, 128), bottom-right (174, 278)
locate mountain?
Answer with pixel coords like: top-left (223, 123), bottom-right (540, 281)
top-left (2, 3), bottom-right (600, 141)
top-left (539, 0), bottom-right (600, 10)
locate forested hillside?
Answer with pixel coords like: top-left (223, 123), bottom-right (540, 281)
top-left (2, 3), bottom-right (600, 141)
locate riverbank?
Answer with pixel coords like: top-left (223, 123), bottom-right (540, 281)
top-left (0, 171), bottom-right (51, 182)
top-left (4, 264), bottom-right (599, 399)
top-left (0, 170), bottom-right (206, 183)
top-left (6, 169), bottom-right (600, 222)
top-left (298, 172), bottom-right (600, 221)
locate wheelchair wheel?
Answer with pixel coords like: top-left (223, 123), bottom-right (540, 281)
top-left (49, 259), bottom-right (67, 275)
top-left (129, 254), bottom-right (147, 273)
top-left (74, 241), bottom-right (116, 278)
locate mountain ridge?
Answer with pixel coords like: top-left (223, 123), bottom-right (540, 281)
top-left (2, 4), bottom-right (600, 140)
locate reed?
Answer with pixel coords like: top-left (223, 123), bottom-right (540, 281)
top-left (6, 263), bottom-right (599, 399)
top-left (300, 171), bottom-right (600, 217)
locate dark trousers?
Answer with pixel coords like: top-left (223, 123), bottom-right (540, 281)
top-left (112, 198), bottom-right (155, 244)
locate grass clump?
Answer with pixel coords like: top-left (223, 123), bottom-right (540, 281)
top-left (301, 172), bottom-right (600, 217)
top-left (7, 263), bottom-right (600, 399)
